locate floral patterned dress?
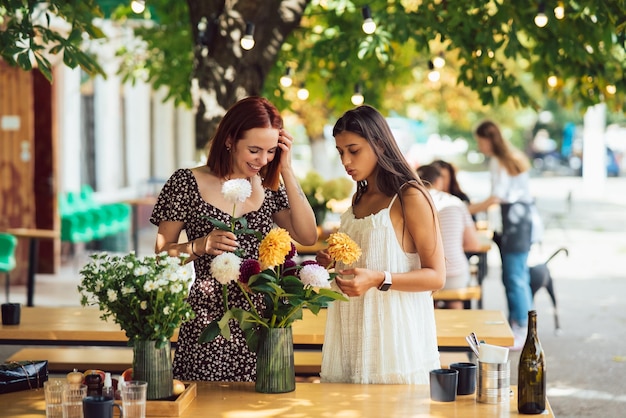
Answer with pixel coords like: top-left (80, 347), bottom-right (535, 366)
top-left (150, 168), bottom-right (288, 381)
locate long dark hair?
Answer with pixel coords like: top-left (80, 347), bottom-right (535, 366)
top-left (207, 97), bottom-right (283, 190)
top-left (432, 159), bottom-right (470, 203)
top-left (332, 105), bottom-right (426, 204)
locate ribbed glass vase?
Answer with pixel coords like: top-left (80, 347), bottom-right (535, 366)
top-left (255, 327), bottom-right (296, 393)
top-left (132, 340), bottom-right (173, 400)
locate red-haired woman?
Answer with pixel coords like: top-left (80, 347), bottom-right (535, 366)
top-left (151, 97), bottom-right (318, 381)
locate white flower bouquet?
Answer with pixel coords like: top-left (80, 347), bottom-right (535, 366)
top-left (78, 252), bottom-right (196, 348)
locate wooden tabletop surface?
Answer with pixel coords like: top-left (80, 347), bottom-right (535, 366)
top-left (0, 307), bottom-right (513, 348)
top-left (0, 381), bottom-right (553, 418)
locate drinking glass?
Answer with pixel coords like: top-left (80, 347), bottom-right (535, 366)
top-left (62, 383), bottom-right (87, 418)
top-left (121, 380), bottom-right (148, 418)
top-left (44, 379), bottom-right (65, 418)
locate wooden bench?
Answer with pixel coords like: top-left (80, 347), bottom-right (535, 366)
top-left (433, 286), bottom-right (482, 309)
top-left (7, 347), bottom-right (323, 376)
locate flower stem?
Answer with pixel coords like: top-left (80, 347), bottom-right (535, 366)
top-left (221, 284), bottom-right (229, 312)
top-left (230, 204), bottom-right (236, 232)
top-left (237, 282), bottom-right (262, 320)
top-left (276, 304), bottom-right (303, 328)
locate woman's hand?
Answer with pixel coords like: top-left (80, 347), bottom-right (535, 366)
top-left (277, 129), bottom-right (294, 171)
top-left (335, 268), bottom-right (382, 297)
top-left (197, 230), bottom-right (238, 256)
top-left (315, 249), bottom-right (332, 268)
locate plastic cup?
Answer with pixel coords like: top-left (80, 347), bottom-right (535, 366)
top-left (44, 379), bottom-right (66, 418)
top-left (121, 380), bottom-right (148, 418)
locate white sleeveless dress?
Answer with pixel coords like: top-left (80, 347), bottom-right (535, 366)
top-left (320, 195), bottom-right (441, 384)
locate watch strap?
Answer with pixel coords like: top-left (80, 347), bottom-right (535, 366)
top-left (378, 270), bottom-right (392, 291)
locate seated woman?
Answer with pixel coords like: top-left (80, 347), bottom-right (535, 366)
top-left (432, 159), bottom-right (484, 218)
top-left (417, 164), bottom-right (481, 309)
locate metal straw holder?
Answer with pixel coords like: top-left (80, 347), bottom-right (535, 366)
top-left (477, 360), bottom-right (510, 404)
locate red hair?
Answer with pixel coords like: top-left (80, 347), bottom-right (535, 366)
top-left (207, 97), bottom-right (284, 190)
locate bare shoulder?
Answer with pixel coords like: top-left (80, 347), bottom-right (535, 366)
top-left (399, 182), bottom-right (431, 208)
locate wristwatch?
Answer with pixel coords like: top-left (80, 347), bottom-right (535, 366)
top-left (378, 271), bottom-right (392, 291)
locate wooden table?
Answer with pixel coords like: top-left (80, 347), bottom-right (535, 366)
top-left (5, 228), bottom-right (59, 307)
top-left (0, 307), bottom-right (513, 350)
top-left (0, 381), bottom-right (554, 417)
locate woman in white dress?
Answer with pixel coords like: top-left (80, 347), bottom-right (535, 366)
top-left (316, 105), bottom-right (446, 384)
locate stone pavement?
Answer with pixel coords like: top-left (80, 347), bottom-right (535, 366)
top-left (2, 173), bottom-right (626, 417)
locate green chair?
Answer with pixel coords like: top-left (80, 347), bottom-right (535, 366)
top-left (0, 233), bottom-right (18, 303)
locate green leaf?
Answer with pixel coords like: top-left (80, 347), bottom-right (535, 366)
top-left (207, 218), bottom-right (231, 231)
top-left (198, 320), bottom-right (221, 343)
top-left (244, 328), bottom-right (259, 353)
top-left (318, 288), bottom-right (348, 301)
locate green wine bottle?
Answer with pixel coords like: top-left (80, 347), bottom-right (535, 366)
top-left (517, 310), bottom-right (546, 414)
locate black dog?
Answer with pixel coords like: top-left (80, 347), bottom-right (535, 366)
top-left (529, 247), bottom-right (568, 333)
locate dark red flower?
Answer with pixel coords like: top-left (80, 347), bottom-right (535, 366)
top-left (281, 259), bottom-right (297, 277)
top-left (287, 242), bottom-right (298, 259)
top-left (239, 259), bottom-right (261, 284)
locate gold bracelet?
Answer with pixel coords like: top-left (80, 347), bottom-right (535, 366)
top-left (191, 240), bottom-right (202, 257)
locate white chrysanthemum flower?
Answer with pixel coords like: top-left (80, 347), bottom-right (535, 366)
top-left (170, 283), bottom-right (183, 293)
top-left (163, 270), bottom-right (178, 282)
top-left (143, 280), bottom-right (158, 292)
top-left (210, 253), bottom-right (242, 285)
top-left (176, 267), bottom-right (191, 281)
top-left (134, 266), bottom-right (149, 276)
top-left (140, 301), bottom-right (148, 310)
top-left (299, 264), bottom-right (331, 288)
top-left (222, 178), bottom-right (252, 204)
top-left (126, 262), bottom-right (134, 269)
top-left (121, 286), bottom-right (135, 295)
top-left (163, 306), bottom-right (171, 315)
top-left (107, 289), bottom-right (118, 302)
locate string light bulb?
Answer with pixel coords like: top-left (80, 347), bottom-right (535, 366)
top-left (554, 2), bottom-right (565, 20)
top-left (361, 6), bottom-right (376, 35)
top-left (240, 22), bottom-right (255, 50)
top-left (297, 84), bottom-right (310, 100)
top-left (280, 67), bottom-right (294, 88)
top-left (547, 75), bottom-right (558, 87)
top-left (432, 52), bottom-right (445, 69)
top-left (351, 83), bottom-right (364, 106)
top-left (131, 0), bottom-right (146, 14)
top-left (606, 85), bottom-right (616, 95)
top-left (427, 61), bottom-right (440, 82)
top-left (534, 2), bottom-right (548, 27)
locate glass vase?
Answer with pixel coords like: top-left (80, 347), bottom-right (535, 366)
top-left (132, 340), bottom-right (173, 400)
top-left (255, 327), bottom-right (296, 393)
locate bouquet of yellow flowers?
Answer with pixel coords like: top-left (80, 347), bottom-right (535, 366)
top-left (199, 228), bottom-right (360, 351)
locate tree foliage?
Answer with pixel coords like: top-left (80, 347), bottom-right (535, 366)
top-left (2, 1), bottom-right (625, 148)
top-left (0, 0), bottom-right (105, 81)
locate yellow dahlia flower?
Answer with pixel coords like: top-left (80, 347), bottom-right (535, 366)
top-left (326, 232), bottom-right (362, 265)
top-left (258, 227), bottom-right (292, 268)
